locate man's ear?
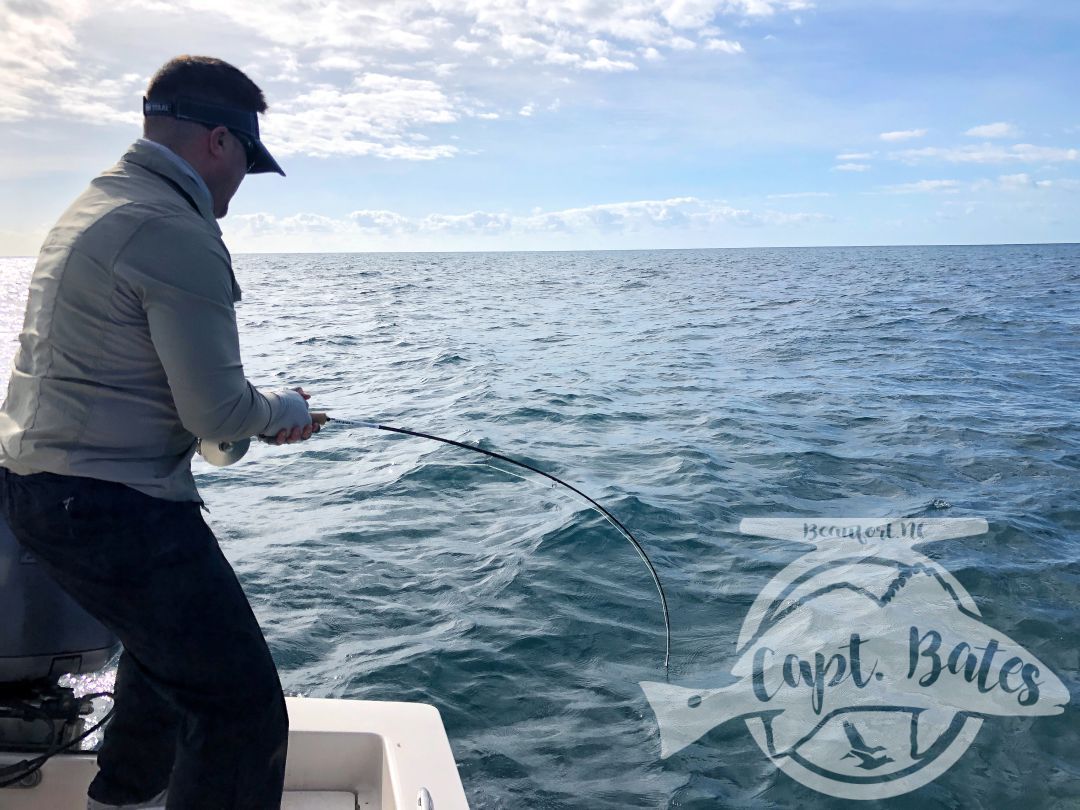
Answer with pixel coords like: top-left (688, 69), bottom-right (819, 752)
top-left (207, 125), bottom-right (230, 159)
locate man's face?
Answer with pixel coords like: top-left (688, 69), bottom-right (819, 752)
top-left (212, 129), bottom-right (250, 219)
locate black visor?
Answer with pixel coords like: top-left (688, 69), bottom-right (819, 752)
top-left (143, 96), bottom-right (285, 176)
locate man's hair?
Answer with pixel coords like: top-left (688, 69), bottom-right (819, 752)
top-left (145, 55), bottom-right (267, 113)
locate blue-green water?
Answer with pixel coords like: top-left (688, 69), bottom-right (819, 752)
top-left (1, 245), bottom-right (1078, 808)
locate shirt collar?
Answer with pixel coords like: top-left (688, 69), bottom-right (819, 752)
top-left (136, 138), bottom-right (212, 203)
top-left (123, 139), bottom-right (217, 228)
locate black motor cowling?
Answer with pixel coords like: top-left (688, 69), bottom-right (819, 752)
top-left (0, 517), bottom-right (118, 685)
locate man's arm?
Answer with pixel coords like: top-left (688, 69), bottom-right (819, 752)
top-left (116, 214), bottom-right (303, 442)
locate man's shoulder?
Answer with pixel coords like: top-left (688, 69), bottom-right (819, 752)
top-left (52, 166), bottom-right (221, 264)
top-left (95, 160), bottom-right (217, 235)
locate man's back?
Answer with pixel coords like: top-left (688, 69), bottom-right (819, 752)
top-left (0, 140), bottom-right (271, 502)
top-left (0, 56), bottom-right (309, 810)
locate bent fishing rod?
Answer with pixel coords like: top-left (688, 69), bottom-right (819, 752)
top-left (200, 419), bottom-right (672, 673)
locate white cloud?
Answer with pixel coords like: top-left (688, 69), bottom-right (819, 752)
top-left (659, 0), bottom-right (807, 28)
top-left (227, 196), bottom-right (830, 243)
top-left (704, 39), bottom-right (744, 53)
top-left (498, 33), bottom-right (551, 59)
top-left (1046, 178), bottom-right (1080, 190)
top-left (993, 173), bottom-right (1060, 190)
top-left (879, 129), bottom-right (928, 142)
top-left (880, 179), bottom-right (961, 194)
top-left (314, 54), bottom-right (368, 72)
top-left (452, 37), bottom-right (482, 53)
top-left (422, 211), bottom-right (514, 233)
top-left (233, 212), bottom-right (351, 236)
top-left (0, 0), bottom-right (144, 126)
top-left (581, 56), bottom-right (638, 71)
top-left (768, 191), bottom-right (833, 199)
top-left (518, 103), bottom-right (535, 116)
top-left (894, 143), bottom-right (1080, 165)
top-left (348, 210), bottom-right (412, 231)
top-left (836, 152), bottom-right (874, 161)
top-left (264, 74), bottom-right (460, 160)
top-left (587, 38), bottom-right (611, 56)
top-left (0, 0), bottom-right (808, 139)
top-left (873, 174), bottom-right (1075, 195)
top-left (376, 29), bottom-right (433, 52)
top-left (833, 163), bottom-right (871, 172)
top-left (997, 172), bottom-right (1034, 190)
top-left (965, 121), bottom-right (1020, 139)
top-left (442, 0), bottom-right (799, 68)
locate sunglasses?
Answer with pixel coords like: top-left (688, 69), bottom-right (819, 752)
top-left (198, 122), bottom-right (257, 172)
top-left (228, 129), bottom-right (258, 172)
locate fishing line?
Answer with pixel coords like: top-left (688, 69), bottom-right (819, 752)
top-left (327, 417), bottom-right (672, 673)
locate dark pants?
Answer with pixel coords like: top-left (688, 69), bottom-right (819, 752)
top-left (0, 468), bottom-right (288, 809)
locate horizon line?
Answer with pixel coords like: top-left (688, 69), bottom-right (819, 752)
top-left (1, 240), bottom-right (1078, 260)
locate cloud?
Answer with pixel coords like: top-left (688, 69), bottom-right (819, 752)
top-left (453, 38), bottom-right (482, 53)
top-left (991, 173), bottom-right (1060, 191)
top-left (833, 163), bottom-right (871, 172)
top-left (875, 174), bottom-right (1075, 195)
top-left (232, 212), bottom-right (345, 236)
top-left (421, 211), bottom-right (514, 233)
top-left (581, 56), bottom-right (639, 71)
top-left (879, 129), bottom-right (928, 142)
top-left (227, 196), bottom-right (830, 242)
top-left (263, 74), bottom-right (460, 160)
top-left (893, 143), bottom-right (1080, 165)
top-left (768, 191), bottom-right (833, 199)
top-left (0, 0), bottom-right (811, 134)
top-left (965, 122), bottom-right (1019, 139)
top-left (1046, 178), bottom-right (1080, 190)
top-left (704, 39), bottom-right (744, 53)
top-left (996, 173), bottom-right (1035, 190)
top-left (836, 152), bottom-right (874, 161)
top-left (518, 103), bottom-right (535, 116)
top-left (0, 0), bottom-right (145, 126)
top-left (314, 54), bottom-right (368, 72)
top-left (880, 179), bottom-right (961, 194)
top-left (659, 0), bottom-right (809, 28)
top-left (348, 210), bottom-right (413, 231)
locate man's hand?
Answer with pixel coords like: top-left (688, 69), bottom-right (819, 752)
top-left (266, 387), bottom-right (328, 445)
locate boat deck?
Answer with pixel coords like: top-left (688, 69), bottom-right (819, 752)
top-left (1, 696), bottom-right (469, 809)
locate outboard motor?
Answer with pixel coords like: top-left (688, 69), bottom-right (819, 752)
top-left (0, 516), bottom-right (119, 788)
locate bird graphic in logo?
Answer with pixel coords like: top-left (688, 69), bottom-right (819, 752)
top-left (840, 720), bottom-right (893, 770)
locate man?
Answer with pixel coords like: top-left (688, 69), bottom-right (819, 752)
top-left (0, 56), bottom-right (317, 809)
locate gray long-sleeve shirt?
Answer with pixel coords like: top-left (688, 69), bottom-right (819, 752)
top-left (0, 140), bottom-right (291, 502)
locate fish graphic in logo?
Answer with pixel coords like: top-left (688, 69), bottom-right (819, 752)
top-left (640, 518), bottom-right (1071, 800)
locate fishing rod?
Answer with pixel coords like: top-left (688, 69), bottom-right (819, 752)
top-left (200, 419), bottom-right (672, 672)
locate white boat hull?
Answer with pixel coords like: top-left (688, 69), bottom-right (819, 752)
top-left (0, 696), bottom-right (470, 809)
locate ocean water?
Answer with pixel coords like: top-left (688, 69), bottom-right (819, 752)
top-left (0, 245), bottom-right (1077, 808)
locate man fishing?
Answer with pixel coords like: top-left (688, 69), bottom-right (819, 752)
top-left (0, 55), bottom-right (317, 809)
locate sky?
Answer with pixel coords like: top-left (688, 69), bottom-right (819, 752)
top-left (1, 0), bottom-right (1078, 254)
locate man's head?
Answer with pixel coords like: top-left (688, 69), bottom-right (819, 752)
top-left (143, 55), bottom-right (283, 218)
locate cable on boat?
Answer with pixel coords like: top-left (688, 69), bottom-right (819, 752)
top-left (327, 417), bottom-right (672, 673)
top-left (0, 691), bottom-right (115, 789)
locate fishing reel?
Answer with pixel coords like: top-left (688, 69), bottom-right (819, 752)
top-left (196, 437), bottom-right (250, 467)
